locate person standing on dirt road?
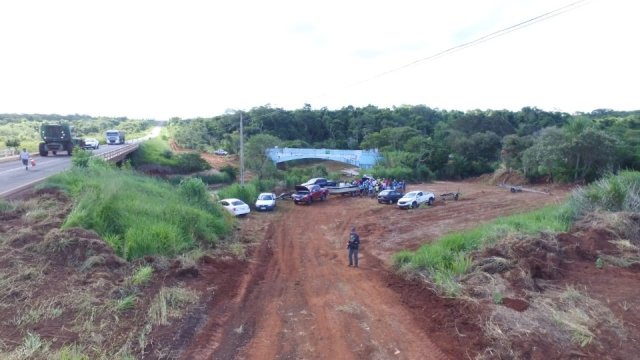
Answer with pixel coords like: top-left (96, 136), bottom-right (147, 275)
top-left (19, 148), bottom-right (30, 171)
top-left (347, 226), bottom-right (360, 267)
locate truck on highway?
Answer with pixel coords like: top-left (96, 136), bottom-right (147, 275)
top-left (105, 130), bottom-right (126, 145)
top-left (38, 123), bottom-right (84, 156)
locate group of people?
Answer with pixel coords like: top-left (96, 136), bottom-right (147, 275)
top-left (350, 177), bottom-right (406, 197)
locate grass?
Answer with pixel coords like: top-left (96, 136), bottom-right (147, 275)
top-left (44, 159), bottom-right (232, 260)
top-left (113, 294), bottom-right (137, 312)
top-left (130, 138), bottom-right (210, 173)
top-left (12, 298), bottom-right (63, 327)
top-left (393, 205), bottom-right (570, 294)
top-left (0, 332), bottom-right (51, 359)
top-left (566, 170), bottom-right (640, 218)
top-left (130, 265), bottom-right (154, 286)
top-left (147, 287), bottom-right (199, 326)
top-left (0, 199), bottom-right (13, 213)
top-left (393, 171), bottom-right (640, 295)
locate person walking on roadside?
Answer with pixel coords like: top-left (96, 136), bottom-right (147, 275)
top-left (19, 148), bottom-right (30, 171)
top-left (347, 226), bottom-right (360, 267)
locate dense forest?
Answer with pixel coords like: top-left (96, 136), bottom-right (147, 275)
top-left (170, 105), bottom-right (640, 183)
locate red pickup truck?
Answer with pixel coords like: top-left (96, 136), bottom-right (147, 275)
top-left (292, 184), bottom-right (329, 205)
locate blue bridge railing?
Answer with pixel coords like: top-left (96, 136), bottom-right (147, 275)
top-left (265, 147), bottom-right (383, 169)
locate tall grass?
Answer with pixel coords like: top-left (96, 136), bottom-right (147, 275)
top-left (131, 138), bottom-right (210, 173)
top-left (566, 170), bottom-right (640, 218)
top-left (393, 205), bottom-right (571, 295)
top-left (216, 183), bottom-right (259, 205)
top-left (394, 171), bottom-right (640, 295)
top-left (44, 161), bottom-right (231, 260)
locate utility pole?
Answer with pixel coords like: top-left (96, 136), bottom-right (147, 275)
top-left (239, 112), bottom-right (244, 187)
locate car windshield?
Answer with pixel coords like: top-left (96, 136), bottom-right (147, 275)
top-left (404, 191), bottom-right (418, 198)
top-left (231, 200), bottom-right (245, 206)
top-left (379, 190), bottom-right (391, 195)
top-left (258, 194), bottom-right (273, 200)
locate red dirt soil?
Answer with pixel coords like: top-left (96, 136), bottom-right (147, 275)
top-left (179, 181), bottom-right (569, 359)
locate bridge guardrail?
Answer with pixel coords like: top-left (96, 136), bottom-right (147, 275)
top-left (97, 143), bottom-right (139, 162)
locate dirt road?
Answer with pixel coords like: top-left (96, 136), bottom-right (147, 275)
top-left (181, 181), bottom-right (568, 359)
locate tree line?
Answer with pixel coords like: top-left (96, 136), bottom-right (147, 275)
top-left (170, 105), bottom-right (640, 183)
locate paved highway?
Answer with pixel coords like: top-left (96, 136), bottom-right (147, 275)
top-left (0, 144), bottom-right (128, 198)
top-left (0, 126), bottom-right (162, 199)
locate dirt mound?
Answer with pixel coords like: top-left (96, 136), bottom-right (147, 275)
top-left (463, 212), bottom-right (640, 359)
top-left (475, 168), bottom-right (527, 186)
top-left (34, 227), bottom-right (126, 271)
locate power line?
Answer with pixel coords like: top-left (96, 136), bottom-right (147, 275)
top-left (230, 0), bottom-right (591, 122)
top-left (339, 0), bottom-right (590, 90)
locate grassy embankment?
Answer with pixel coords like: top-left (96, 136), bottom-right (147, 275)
top-left (394, 171), bottom-right (640, 295)
top-left (44, 154), bottom-right (232, 260)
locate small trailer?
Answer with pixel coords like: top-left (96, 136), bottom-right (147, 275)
top-left (499, 183), bottom-right (551, 195)
top-left (440, 192), bottom-right (460, 201)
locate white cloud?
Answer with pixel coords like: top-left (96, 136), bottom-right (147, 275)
top-left (0, 0), bottom-right (636, 119)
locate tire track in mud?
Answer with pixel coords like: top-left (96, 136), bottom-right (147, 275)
top-left (182, 181), bottom-right (567, 359)
top-left (189, 198), bottom-right (449, 359)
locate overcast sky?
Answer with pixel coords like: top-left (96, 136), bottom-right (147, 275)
top-left (0, 0), bottom-right (637, 120)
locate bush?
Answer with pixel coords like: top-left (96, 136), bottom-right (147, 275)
top-left (46, 164), bottom-right (232, 260)
top-left (219, 165), bottom-right (238, 181)
top-left (370, 166), bottom-right (415, 182)
top-left (566, 171), bottom-right (640, 219)
top-left (71, 149), bottom-right (92, 168)
top-left (175, 153), bottom-right (210, 173)
top-left (5, 138), bottom-right (20, 148)
top-left (216, 183), bottom-right (259, 205)
top-left (198, 173), bottom-right (231, 185)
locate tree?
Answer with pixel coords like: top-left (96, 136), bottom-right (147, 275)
top-left (244, 134), bottom-right (282, 177)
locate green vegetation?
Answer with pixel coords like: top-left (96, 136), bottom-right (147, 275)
top-left (44, 158), bottom-right (231, 260)
top-left (130, 265), bottom-right (154, 286)
top-left (393, 171), bottom-right (640, 295)
top-left (130, 138), bottom-right (210, 174)
top-left (394, 205), bottom-right (570, 294)
top-left (566, 170), bottom-right (640, 219)
top-left (0, 113), bottom-right (158, 153)
top-left (168, 106), bottom-right (640, 182)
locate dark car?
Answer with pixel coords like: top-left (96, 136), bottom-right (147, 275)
top-left (377, 189), bottom-right (404, 204)
top-left (302, 177), bottom-right (337, 188)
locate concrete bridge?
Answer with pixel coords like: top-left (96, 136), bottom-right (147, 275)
top-left (96, 143), bottom-right (139, 164)
top-left (266, 147), bottom-right (382, 169)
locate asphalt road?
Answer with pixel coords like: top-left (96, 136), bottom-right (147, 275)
top-left (0, 144), bottom-right (126, 199)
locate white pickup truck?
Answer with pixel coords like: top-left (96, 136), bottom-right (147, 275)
top-left (397, 190), bottom-right (435, 209)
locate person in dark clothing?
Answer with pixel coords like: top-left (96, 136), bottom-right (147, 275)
top-left (347, 226), bottom-right (360, 267)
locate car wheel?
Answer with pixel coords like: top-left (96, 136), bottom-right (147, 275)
top-left (412, 201), bottom-right (417, 208)
top-left (428, 197), bottom-right (434, 206)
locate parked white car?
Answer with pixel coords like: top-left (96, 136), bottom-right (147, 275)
top-left (219, 198), bottom-right (250, 216)
top-left (397, 190), bottom-right (435, 209)
top-left (213, 149), bottom-right (228, 155)
top-left (255, 192), bottom-right (277, 211)
top-left (82, 138), bottom-right (100, 150)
